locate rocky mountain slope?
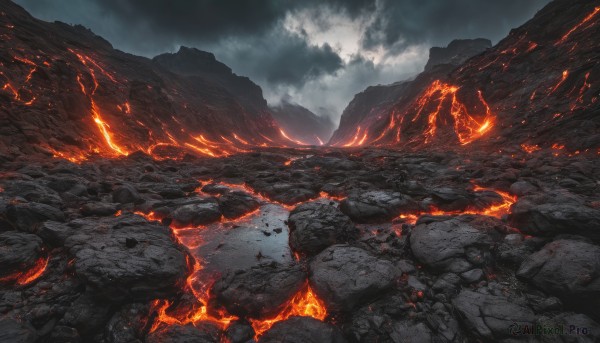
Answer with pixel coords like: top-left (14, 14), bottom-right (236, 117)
top-left (329, 38), bottom-right (491, 146)
top-left (331, 0), bottom-right (600, 152)
top-left (0, 1), bottom-right (289, 162)
top-left (270, 101), bottom-right (335, 146)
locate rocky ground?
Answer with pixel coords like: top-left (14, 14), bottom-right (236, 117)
top-left (1, 147), bottom-right (599, 343)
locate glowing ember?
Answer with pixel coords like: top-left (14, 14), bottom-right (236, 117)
top-left (521, 144), bottom-right (541, 154)
top-left (249, 285), bottom-right (327, 338)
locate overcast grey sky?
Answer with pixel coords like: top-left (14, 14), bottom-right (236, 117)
top-left (15, 0), bottom-right (551, 123)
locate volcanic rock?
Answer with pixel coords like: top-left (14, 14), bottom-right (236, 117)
top-left (61, 292), bottom-right (112, 336)
top-left (389, 320), bottom-right (433, 343)
top-left (410, 215), bottom-right (500, 272)
top-left (0, 231), bottom-right (43, 276)
top-left (517, 239), bottom-right (600, 317)
top-left (259, 183), bottom-right (319, 205)
top-left (339, 190), bottom-right (415, 223)
top-left (259, 316), bottom-right (346, 343)
top-left (147, 323), bottom-right (221, 343)
top-left (452, 290), bottom-right (536, 340)
top-left (424, 38), bottom-right (491, 71)
top-left (104, 303), bottom-right (152, 343)
top-left (211, 261), bottom-right (305, 318)
top-left (6, 202), bottom-right (65, 232)
top-left (36, 221), bottom-right (76, 246)
top-left (48, 326), bottom-right (81, 343)
top-left (288, 202), bottom-right (359, 256)
top-left (0, 181), bottom-right (63, 208)
top-left (429, 187), bottom-right (472, 211)
top-left (80, 202), bottom-right (119, 217)
top-left (496, 233), bottom-right (545, 265)
top-left (309, 245), bottom-right (400, 312)
top-left (112, 184), bottom-right (143, 204)
top-left (171, 199), bottom-right (222, 227)
top-left (225, 321), bottom-right (255, 343)
top-left (63, 215), bottom-right (187, 301)
top-left (0, 317), bottom-right (37, 343)
top-left (509, 180), bottom-right (538, 196)
top-left (509, 196), bottom-right (600, 241)
top-left (217, 191), bottom-right (260, 219)
top-left (537, 312), bottom-right (600, 342)
top-left (270, 100), bottom-right (335, 146)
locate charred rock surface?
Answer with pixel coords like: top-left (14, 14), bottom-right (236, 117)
top-left (259, 316), bottom-right (347, 343)
top-left (309, 245), bottom-right (401, 312)
top-left (0, 147), bottom-right (598, 342)
top-left (0, 2), bottom-right (599, 341)
top-left (211, 261), bottom-right (306, 318)
top-left (288, 202), bottom-right (359, 257)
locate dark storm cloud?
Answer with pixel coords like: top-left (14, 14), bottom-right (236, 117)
top-left (216, 31), bottom-right (343, 86)
top-left (14, 0), bottom-right (550, 65)
top-left (83, 0), bottom-right (289, 41)
top-left (362, 0), bottom-right (551, 52)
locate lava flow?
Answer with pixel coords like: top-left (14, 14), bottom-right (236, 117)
top-left (145, 216), bottom-right (238, 332)
top-left (141, 182), bottom-right (337, 338)
top-left (411, 80), bottom-right (495, 145)
top-left (0, 256), bottom-right (49, 286)
top-left (555, 6), bottom-right (600, 45)
top-left (396, 184), bottom-right (517, 225)
top-left (249, 284), bottom-right (327, 338)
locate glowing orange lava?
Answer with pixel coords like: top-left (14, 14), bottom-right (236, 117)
top-left (279, 129), bottom-right (308, 146)
top-left (140, 179), bottom-right (334, 336)
top-left (138, 209), bottom-right (237, 332)
top-left (556, 6), bottom-right (600, 45)
top-left (342, 126), bottom-right (368, 147)
top-left (395, 184), bottom-right (516, 224)
top-left (319, 191), bottom-right (347, 202)
top-left (0, 256), bottom-right (49, 286)
top-left (549, 70), bottom-right (569, 95)
top-left (412, 80), bottom-right (495, 145)
top-left (249, 285), bottom-right (327, 338)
